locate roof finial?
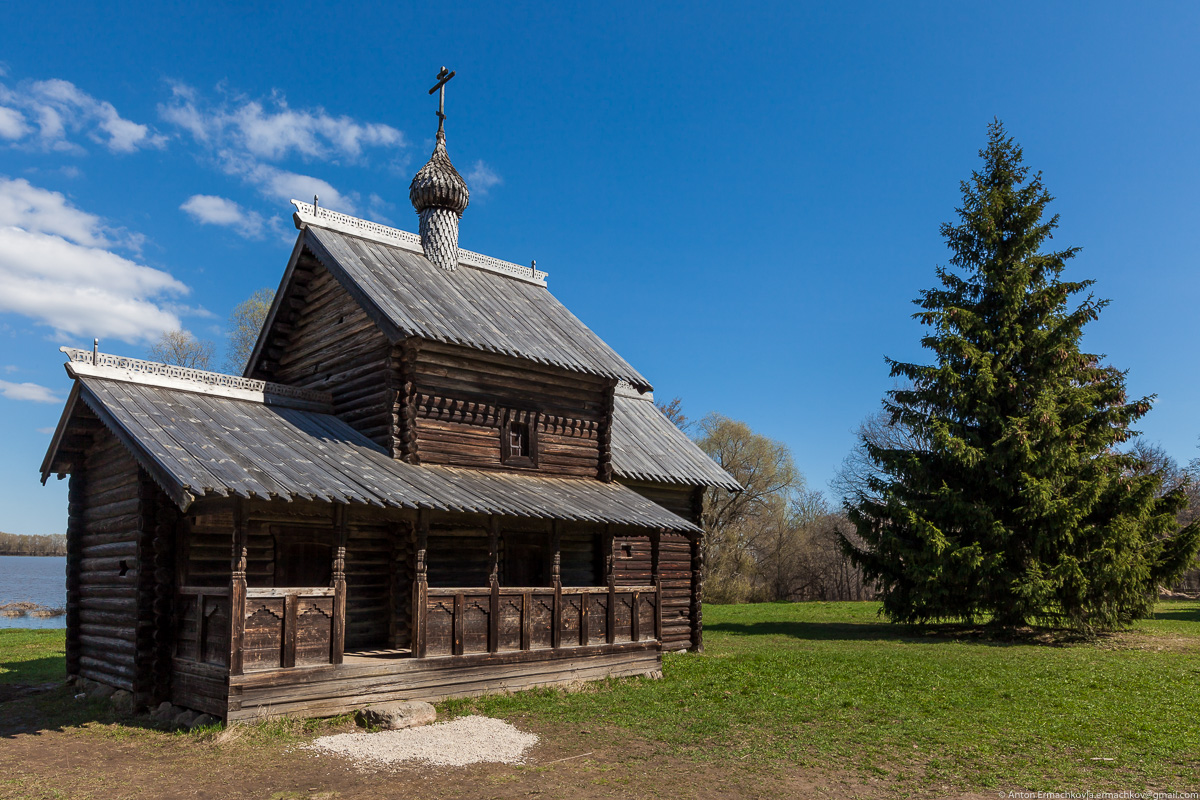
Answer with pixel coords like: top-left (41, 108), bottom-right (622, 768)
top-left (313, 194), bottom-right (319, 215)
top-left (428, 66), bottom-right (456, 139)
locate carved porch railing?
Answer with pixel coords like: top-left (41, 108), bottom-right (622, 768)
top-left (236, 587), bottom-right (342, 672)
top-left (416, 585), bottom-right (659, 658)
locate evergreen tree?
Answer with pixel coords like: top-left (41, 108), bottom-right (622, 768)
top-left (844, 121), bottom-right (1199, 630)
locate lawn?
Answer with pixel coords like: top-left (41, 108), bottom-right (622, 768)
top-left (0, 628), bottom-right (65, 685)
top-left (445, 600), bottom-right (1200, 792)
top-left (3, 602), bottom-right (1199, 796)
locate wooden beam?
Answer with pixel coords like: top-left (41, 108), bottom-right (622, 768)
top-left (657, 532), bottom-right (667, 642)
top-left (488, 516), bottom-right (500, 654)
top-left (229, 501), bottom-right (247, 676)
top-left (551, 521), bottom-right (562, 650)
top-left (605, 524), bottom-right (616, 645)
top-left (331, 504), bottom-right (348, 665)
top-left (413, 509), bottom-right (429, 658)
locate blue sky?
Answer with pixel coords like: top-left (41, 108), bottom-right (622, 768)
top-left (0, 2), bottom-right (1197, 535)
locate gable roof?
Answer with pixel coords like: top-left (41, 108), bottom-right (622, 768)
top-left (248, 202), bottom-right (651, 390)
top-left (610, 383), bottom-right (741, 491)
top-left (43, 350), bottom-right (697, 533)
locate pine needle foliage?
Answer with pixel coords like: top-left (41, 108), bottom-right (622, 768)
top-left (844, 121), bottom-right (1200, 631)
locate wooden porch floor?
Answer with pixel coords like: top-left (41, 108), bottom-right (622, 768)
top-left (216, 641), bottom-right (662, 722)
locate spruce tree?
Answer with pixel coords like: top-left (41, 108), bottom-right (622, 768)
top-left (845, 121), bottom-right (1199, 630)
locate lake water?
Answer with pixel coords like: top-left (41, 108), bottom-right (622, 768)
top-left (0, 555), bottom-right (67, 629)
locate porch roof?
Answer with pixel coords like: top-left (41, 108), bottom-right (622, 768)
top-left (610, 384), bottom-right (741, 491)
top-left (42, 356), bottom-right (698, 533)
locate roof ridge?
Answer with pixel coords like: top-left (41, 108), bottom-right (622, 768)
top-left (291, 200), bottom-right (549, 287)
top-left (61, 347), bottom-right (333, 412)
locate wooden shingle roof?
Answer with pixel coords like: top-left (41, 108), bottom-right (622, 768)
top-left (260, 203), bottom-right (651, 390)
top-left (610, 384), bottom-right (741, 491)
top-left (41, 353), bottom-right (698, 532)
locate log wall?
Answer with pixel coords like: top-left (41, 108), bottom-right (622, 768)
top-left (74, 430), bottom-right (144, 693)
top-left (617, 481), bottom-right (705, 652)
top-left (257, 254), bottom-right (396, 449)
top-left (409, 342), bottom-right (611, 478)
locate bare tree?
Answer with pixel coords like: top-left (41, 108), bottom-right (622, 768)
top-left (695, 413), bottom-right (802, 602)
top-left (224, 287), bottom-right (275, 373)
top-left (656, 396), bottom-right (689, 431)
top-left (830, 405), bottom-right (926, 506)
top-left (148, 330), bottom-right (215, 369)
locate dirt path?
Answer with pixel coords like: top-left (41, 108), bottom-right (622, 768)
top-left (0, 689), bottom-right (992, 800)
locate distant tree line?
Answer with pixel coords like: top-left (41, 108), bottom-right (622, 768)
top-left (0, 532), bottom-right (67, 556)
top-left (659, 401), bottom-right (874, 604)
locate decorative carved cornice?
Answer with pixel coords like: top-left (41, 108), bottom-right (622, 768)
top-left (61, 347), bottom-right (333, 412)
top-left (291, 200), bottom-right (548, 286)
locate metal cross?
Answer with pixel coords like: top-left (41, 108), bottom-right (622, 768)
top-left (428, 66), bottom-right (456, 131)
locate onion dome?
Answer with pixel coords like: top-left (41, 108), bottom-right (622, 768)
top-left (409, 130), bottom-right (470, 217)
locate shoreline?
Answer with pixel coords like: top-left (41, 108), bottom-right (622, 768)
top-left (0, 553), bottom-right (67, 557)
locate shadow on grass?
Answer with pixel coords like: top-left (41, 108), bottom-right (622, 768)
top-left (706, 619), bottom-right (1092, 647)
top-left (0, 684), bottom-right (172, 739)
top-left (1151, 606), bottom-right (1200, 623)
top-left (0, 654), bottom-right (66, 686)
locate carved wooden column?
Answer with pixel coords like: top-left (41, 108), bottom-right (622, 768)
top-left (550, 521), bottom-right (562, 649)
top-left (229, 501), bottom-right (247, 676)
top-left (412, 510), bottom-right (429, 658)
top-left (331, 504), bottom-right (348, 665)
top-left (651, 528), bottom-right (663, 642)
top-left (604, 524), bottom-right (616, 645)
top-left (488, 516), bottom-right (500, 653)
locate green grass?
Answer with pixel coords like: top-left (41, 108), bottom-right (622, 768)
top-left (5, 606), bottom-right (1199, 793)
top-left (0, 628), bottom-right (65, 684)
top-left (443, 600), bottom-right (1200, 792)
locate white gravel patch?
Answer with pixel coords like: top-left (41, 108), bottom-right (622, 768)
top-left (304, 715), bottom-right (538, 767)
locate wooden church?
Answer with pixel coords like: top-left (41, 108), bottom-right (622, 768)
top-left (40, 73), bottom-right (738, 722)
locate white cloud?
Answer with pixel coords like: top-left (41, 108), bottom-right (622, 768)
top-left (36, 426), bottom-right (57, 434)
top-left (244, 160), bottom-right (355, 212)
top-left (0, 177), bottom-right (113, 246)
top-left (161, 85), bottom-right (404, 162)
top-left (160, 83), bottom-right (407, 215)
top-left (0, 106), bottom-right (28, 139)
top-left (0, 380), bottom-right (60, 403)
top-left (0, 77), bottom-right (165, 153)
top-left (0, 177), bottom-right (190, 344)
top-left (467, 160), bottom-right (502, 196)
top-left (180, 194), bottom-right (265, 238)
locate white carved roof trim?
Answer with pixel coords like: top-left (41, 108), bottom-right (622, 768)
top-left (291, 200), bottom-right (549, 287)
top-left (614, 380), bottom-right (654, 402)
top-left (61, 348), bottom-right (334, 412)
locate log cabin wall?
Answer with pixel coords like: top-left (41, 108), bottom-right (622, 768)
top-left (73, 429), bottom-right (161, 698)
top-left (407, 342), bottom-right (612, 479)
top-left (616, 480), bottom-right (705, 652)
top-left (254, 254), bottom-right (396, 449)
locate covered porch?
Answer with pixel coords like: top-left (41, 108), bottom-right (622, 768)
top-left (171, 500), bottom-right (682, 720)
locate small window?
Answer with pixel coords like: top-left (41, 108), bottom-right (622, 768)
top-left (501, 413), bottom-right (538, 467)
top-left (509, 422), bottom-right (530, 457)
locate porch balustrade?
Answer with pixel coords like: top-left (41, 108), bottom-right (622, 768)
top-left (416, 584), bottom-right (660, 658)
